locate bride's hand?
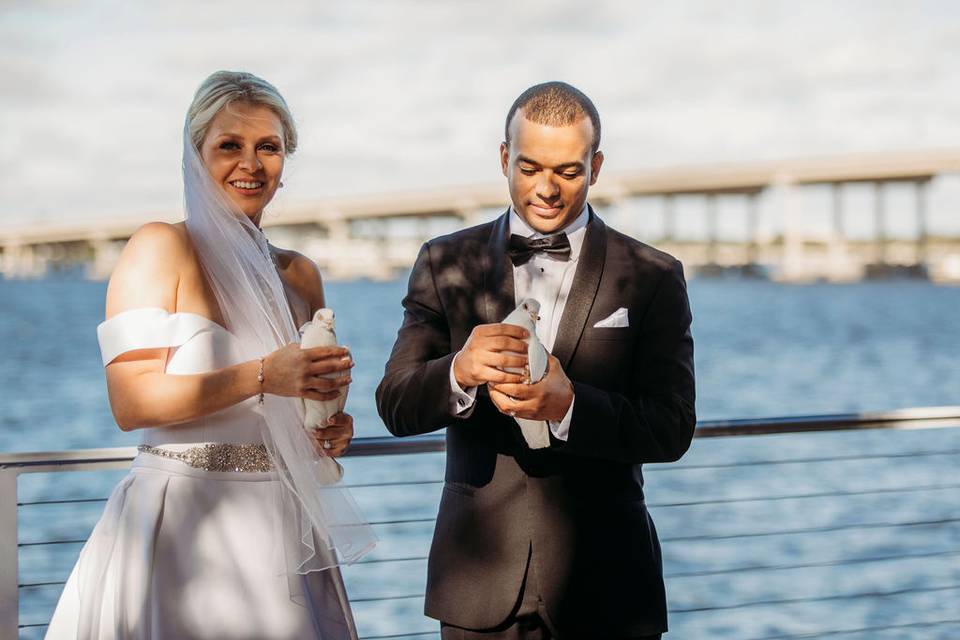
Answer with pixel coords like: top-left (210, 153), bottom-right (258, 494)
top-left (310, 412), bottom-right (354, 457)
top-left (261, 343), bottom-right (353, 401)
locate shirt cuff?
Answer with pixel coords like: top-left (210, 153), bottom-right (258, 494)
top-left (548, 394), bottom-right (575, 441)
top-left (449, 352), bottom-right (478, 418)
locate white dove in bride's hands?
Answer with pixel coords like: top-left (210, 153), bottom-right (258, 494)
top-left (300, 308), bottom-right (349, 429)
top-left (298, 308), bottom-right (350, 482)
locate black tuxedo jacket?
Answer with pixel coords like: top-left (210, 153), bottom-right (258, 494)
top-left (376, 207), bottom-right (695, 636)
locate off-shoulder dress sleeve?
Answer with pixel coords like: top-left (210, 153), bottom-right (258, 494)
top-left (96, 307), bottom-right (216, 366)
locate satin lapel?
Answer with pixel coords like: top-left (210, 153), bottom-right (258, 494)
top-left (552, 207), bottom-right (607, 369)
top-left (482, 210), bottom-right (516, 324)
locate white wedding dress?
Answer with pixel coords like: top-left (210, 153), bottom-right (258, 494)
top-left (46, 307), bottom-right (358, 640)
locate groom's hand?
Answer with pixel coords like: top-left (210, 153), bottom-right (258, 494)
top-left (453, 324), bottom-right (530, 388)
top-left (488, 354), bottom-right (574, 422)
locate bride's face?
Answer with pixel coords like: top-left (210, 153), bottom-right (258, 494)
top-left (200, 101), bottom-right (285, 223)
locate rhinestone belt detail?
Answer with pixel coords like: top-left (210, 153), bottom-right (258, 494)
top-left (137, 443), bottom-right (274, 473)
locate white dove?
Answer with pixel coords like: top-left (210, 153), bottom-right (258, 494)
top-left (298, 308), bottom-right (348, 482)
top-left (501, 298), bottom-right (551, 449)
top-left (299, 308), bottom-right (349, 430)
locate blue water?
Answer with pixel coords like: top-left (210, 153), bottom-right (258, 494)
top-left (3, 278), bottom-right (959, 639)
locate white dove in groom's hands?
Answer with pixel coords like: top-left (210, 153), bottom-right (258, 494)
top-left (500, 299), bottom-right (547, 385)
top-left (495, 299), bottom-right (551, 449)
top-left (452, 322), bottom-right (530, 389)
top-left (488, 300), bottom-right (574, 448)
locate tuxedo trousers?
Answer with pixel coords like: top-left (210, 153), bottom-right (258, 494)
top-left (439, 546), bottom-right (662, 640)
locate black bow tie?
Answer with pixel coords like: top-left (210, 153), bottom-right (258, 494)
top-left (506, 233), bottom-right (572, 266)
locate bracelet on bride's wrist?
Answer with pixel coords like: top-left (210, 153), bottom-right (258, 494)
top-left (257, 357), bottom-right (265, 405)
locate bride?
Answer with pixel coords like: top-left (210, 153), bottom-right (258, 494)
top-left (46, 71), bottom-right (376, 639)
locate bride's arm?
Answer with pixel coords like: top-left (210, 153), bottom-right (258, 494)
top-left (103, 224), bottom-right (349, 431)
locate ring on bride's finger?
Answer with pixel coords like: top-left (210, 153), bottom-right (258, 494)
top-left (322, 440), bottom-right (332, 450)
top-left (508, 410), bottom-right (516, 418)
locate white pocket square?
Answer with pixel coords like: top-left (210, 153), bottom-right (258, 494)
top-left (593, 307), bottom-right (629, 328)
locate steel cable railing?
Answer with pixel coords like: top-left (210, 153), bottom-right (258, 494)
top-left (746, 618), bottom-right (960, 640)
top-left (668, 583), bottom-right (960, 614)
top-left (12, 502), bottom-right (960, 628)
top-left (21, 545), bottom-right (960, 604)
top-left (4, 408), bottom-right (959, 639)
top-left (15, 446), bottom-right (960, 507)
top-left (661, 515), bottom-right (960, 543)
top-left (358, 615), bottom-right (960, 640)
top-left (14, 489), bottom-right (960, 549)
top-left (26, 544), bottom-right (956, 592)
top-left (313, 547), bottom-right (960, 607)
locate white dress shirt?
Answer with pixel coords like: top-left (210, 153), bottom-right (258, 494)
top-left (448, 205), bottom-right (589, 442)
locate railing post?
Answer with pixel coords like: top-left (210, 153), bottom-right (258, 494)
top-left (0, 469), bottom-right (19, 638)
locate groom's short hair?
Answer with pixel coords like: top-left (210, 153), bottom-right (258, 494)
top-left (505, 81), bottom-right (601, 153)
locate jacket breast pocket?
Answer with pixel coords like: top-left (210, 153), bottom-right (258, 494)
top-left (582, 326), bottom-right (632, 341)
top-left (576, 329), bottom-right (635, 388)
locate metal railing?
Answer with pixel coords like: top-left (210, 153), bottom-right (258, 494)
top-left (3, 406), bottom-right (959, 639)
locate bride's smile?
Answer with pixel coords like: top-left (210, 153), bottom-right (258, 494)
top-left (200, 101), bottom-right (285, 223)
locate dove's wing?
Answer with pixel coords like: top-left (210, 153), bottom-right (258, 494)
top-left (301, 323), bottom-right (337, 349)
top-left (501, 307), bottom-right (521, 326)
top-left (528, 339), bottom-right (548, 383)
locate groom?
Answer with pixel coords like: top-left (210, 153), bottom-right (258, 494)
top-left (377, 82), bottom-right (695, 638)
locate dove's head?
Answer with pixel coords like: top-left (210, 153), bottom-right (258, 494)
top-left (520, 299), bottom-right (541, 323)
top-left (312, 308), bottom-right (335, 330)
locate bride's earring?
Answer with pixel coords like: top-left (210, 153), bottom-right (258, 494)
top-left (279, 181), bottom-right (285, 188)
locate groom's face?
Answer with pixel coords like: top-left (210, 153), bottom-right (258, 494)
top-left (501, 112), bottom-right (603, 234)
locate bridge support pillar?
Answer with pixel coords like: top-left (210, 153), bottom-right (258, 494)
top-left (774, 175), bottom-right (804, 282)
top-left (88, 239), bottom-right (126, 280)
top-left (746, 192), bottom-right (760, 267)
top-left (705, 193), bottom-right (718, 266)
top-left (874, 182), bottom-right (887, 267)
top-left (604, 193), bottom-right (636, 239)
top-left (827, 183), bottom-right (853, 281)
top-left (1, 243), bottom-right (43, 279)
top-left (326, 218), bottom-right (350, 243)
top-left (661, 193), bottom-right (675, 245)
top-left (915, 179), bottom-right (929, 266)
top-left (458, 207), bottom-right (485, 230)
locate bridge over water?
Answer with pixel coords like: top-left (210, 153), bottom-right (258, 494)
top-left (4, 149), bottom-right (960, 282)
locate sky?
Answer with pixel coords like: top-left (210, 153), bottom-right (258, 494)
top-left (2, 0), bottom-right (960, 236)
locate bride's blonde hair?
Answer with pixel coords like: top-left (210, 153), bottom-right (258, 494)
top-left (187, 70), bottom-right (298, 155)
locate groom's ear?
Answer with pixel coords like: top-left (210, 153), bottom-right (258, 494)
top-left (589, 150), bottom-right (604, 186)
top-left (500, 142), bottom-right (510, 177)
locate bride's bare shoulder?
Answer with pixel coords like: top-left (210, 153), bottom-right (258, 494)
top-left (123, 221), bottom-right (191, 255)
top-left (105, 222), bottom-right (194, 316)
top-left (272, 246), bottom-right (326, 312)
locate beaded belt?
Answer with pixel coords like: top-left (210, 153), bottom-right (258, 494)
top-left (137, 443), bottom-right (274, 473)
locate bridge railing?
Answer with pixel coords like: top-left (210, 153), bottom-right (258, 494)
top-left (3, 407), bottom-right (959, 639)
